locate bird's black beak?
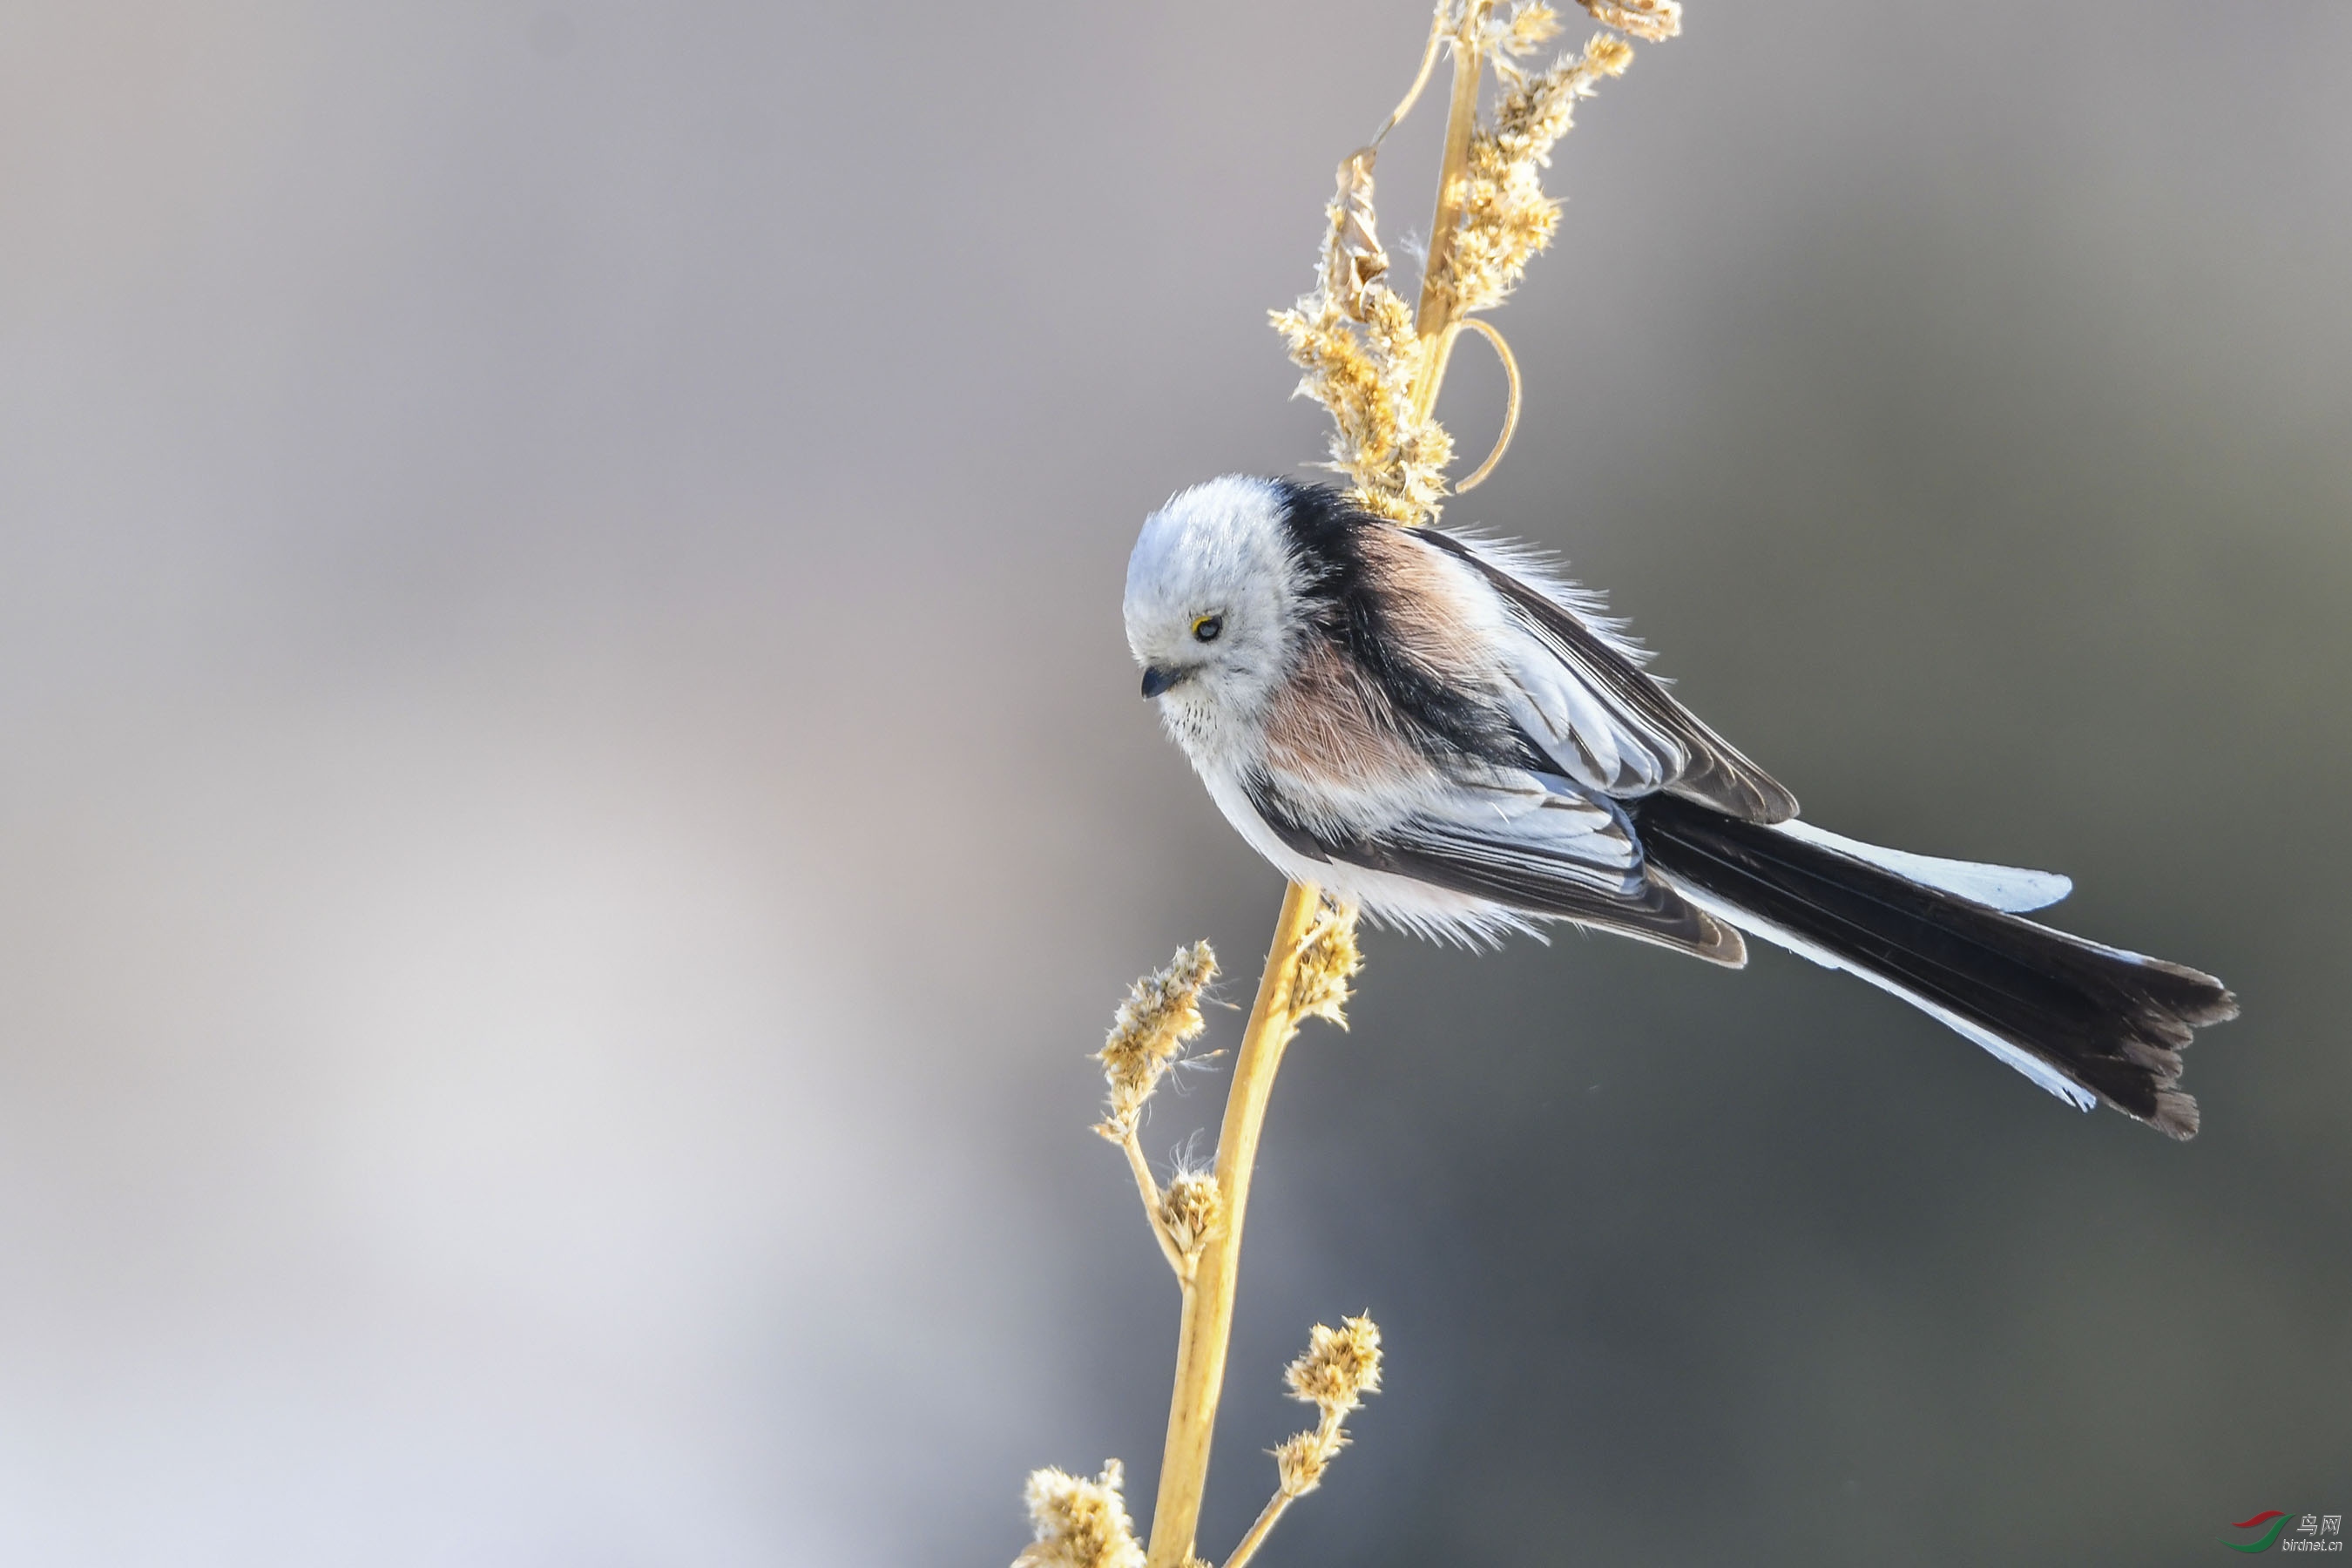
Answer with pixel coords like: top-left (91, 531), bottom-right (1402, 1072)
top-left (1140, 665), bottom-right (1179, 699)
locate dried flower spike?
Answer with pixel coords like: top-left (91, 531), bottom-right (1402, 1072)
top-left (1272, 286), bottom-right (1456, 525)
top-left (1431, 30), bottom-right (1634, 324)
top-left (1158, 1169), bottom-right (1224, 1260)
top-left (1271, 1427), bottom-right (1339, 1497)
top-left (1015, 1460), bottom-right (1146, 1568)
top-left (1096, 942), bottom-right (1217, 1139)
top-left (1490, 1), bottom-right (1564, 57)
top-left (1226, 1315), bottom-right (1387, 1568)
top-left (1288, 901), bottom-right (1363, 1027)
top-left (1284, 1315), bottom-right (1384, 1414)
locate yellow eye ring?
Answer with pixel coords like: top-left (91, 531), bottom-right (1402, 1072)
top-left (1192, 613), bottom-right (1224, 644)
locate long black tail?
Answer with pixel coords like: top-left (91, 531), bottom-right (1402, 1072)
top-left (1631, 794), bottom-right (2238, 1139)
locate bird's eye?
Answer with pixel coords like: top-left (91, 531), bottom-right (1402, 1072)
top-left (1192, 614), bottom-right (1224, 644)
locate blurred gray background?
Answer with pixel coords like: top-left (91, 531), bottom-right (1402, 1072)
top-left (1, 2), bottom-right (2345, 1563)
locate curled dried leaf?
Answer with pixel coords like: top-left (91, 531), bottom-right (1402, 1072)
top-left (1325, 150), bottom-right (1390, 322)
top-left (1579, 0), bottom-right (1680, 42)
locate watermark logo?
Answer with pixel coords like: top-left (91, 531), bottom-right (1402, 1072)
top-left (2224, 1512), bottom-right (2343, 1554)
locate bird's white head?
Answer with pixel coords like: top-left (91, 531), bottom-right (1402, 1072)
top-left (1124, 476), bottom-right (1306, 732)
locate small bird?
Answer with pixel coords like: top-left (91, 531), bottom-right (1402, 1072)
top-left (1124, 475), bottom-right (2237, 1138)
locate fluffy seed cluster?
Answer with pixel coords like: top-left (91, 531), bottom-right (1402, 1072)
top-left (1481, 0), bottom-right (1565, 57)
top-left (1285, 1315), bottom-right (1385, 1411)
top-left (1158, 1169), bottom-right (1224, 1259)
top-left (1272, 1427), bottom-right (1339, 1497)
top-left (1272, 271), bottom-right (1453, 526)
top-left (1015, 1461), bottom-right (1145, 1568)
top-left (1288, 901), bottom-right (1363, 1027)
top-left (1272, 1315), bottom-right (1385, 1497)
top-left (1095, 942), bottom-right (1217, 1139)
top-left (1273, 2), bottom-right (1663, 527)
top-left (1429, 28), bottom-right (1634, 322)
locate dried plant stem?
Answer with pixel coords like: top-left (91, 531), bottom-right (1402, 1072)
top-left (1141, 25), bottom-right (1497, 1547)
top-left (1409, 0), bottom-right (1494, 422)
top-left (1219, 1490), bottom-right (1294, 1568)
top-left (1216, 1405), bottom-right (1345, 1568)
top-left (1143, 879), bottom-right (1322, 1568)
top-left (1022, 7), bottom-right (1673, 1563)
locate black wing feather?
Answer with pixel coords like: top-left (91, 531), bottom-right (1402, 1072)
top-left (1243, 770), bottom-right (1745, 964)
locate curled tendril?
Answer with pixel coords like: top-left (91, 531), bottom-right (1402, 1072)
top-left (1450, 318), bottom-right (1522, 493)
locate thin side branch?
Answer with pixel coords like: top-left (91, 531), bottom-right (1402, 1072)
top-left (1219, 1490), bottom-right (1293, 1568)
top-left (1117, 1129), bottom-right (1188, 1281)
top-left (1226, 1316), bottom-right (1384, 1568)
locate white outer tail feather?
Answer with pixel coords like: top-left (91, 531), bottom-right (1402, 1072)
top-left (1767, 820), bottom-right (2072, 913)
top-left (1674, 822), bottom-right (2094, 1112)
top-left (1673, 885), bottom-right (2103, 1112)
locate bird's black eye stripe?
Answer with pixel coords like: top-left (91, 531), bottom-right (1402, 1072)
top-left (1193, 614), bottom-right (1224, 643)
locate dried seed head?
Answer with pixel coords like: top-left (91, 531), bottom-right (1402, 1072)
top-left (1492, 1), bottom-right (1564, 57)
top-left (1271, 288), bottom-right (1454, 525)
top-left (1014, 1461), bottom-right (1145, 1568)
top-left (1274, 132), bottom-right (1451, 522)
top-left (1159, 1169), bottom-right (1224, 1258)
top-left (1096, 942), bottom-right (1216, 1138)
top-left (1289, 901), bottom-right (1363, 1027)
top-left (1273, 1428), bottom-right (1338, 1497)
top-left (1284, 1315), bottom-right (1384, 1415)
top-left (1579, 0), bottom-right (1679, 42)
top-left (1268, 1315), bottom-right (1382, 1504)
top-left (1429, 30), bottom-right (1635, 323)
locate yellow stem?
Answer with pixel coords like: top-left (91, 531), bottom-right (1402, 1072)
top-left (1407, 0), bottom-right (1490, 456)
top-left (1144, 19), bottom-right (1496, 1564)
top-left (1219, 1490), bottom-right (1294, 1568)
top-left (1412, 2), bottom-right (1490, 349)
top-left (1143, 880), bottom-right (1321, 1568)
top-left (1219, 1406), bottom-right (1349, 1568)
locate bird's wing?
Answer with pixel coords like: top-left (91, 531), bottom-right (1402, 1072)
top-left (1413, 529), bottom-right (1800, 823)
top-left (1244, 766), bottom-right (1746, 964)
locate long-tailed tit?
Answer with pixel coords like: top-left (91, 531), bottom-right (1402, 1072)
top-left (1125, 476), bottom-right (2235, 1138)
